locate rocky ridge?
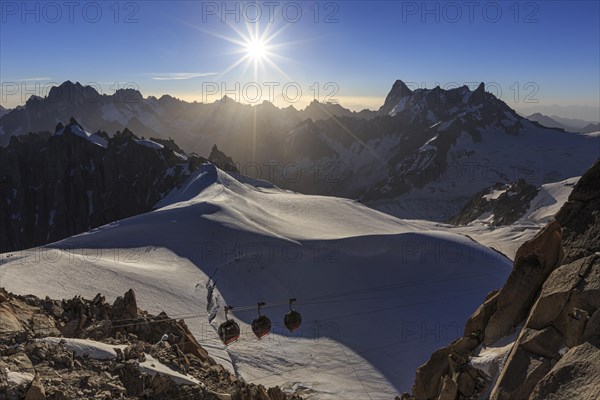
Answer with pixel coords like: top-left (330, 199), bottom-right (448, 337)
top-left (0, 288), bottom-right (301, 400)
top-left (403, 158), bottom-right (600, 400)
top-left (0, 118), bottom-right (241, 252)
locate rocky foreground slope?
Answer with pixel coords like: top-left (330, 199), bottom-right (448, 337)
top-left (404, 158), bottom-right (600, 400)
top-left (0, 288), bottom-right (300, 400)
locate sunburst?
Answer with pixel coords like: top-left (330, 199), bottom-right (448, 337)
top-left (193, 20), bottom-right (293, 82)
top-left (246, 38), bottom-right (267, 60)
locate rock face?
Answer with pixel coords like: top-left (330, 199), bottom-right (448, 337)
top-left (554, 159), bottom-right (600, 263)
top-left (0, 119), bottom-right (231, 252)
top-left (0, 288), bottom-right (302, 400)
top-left (208, 144), bottom-right (239, 173)
top-left (449, 180), bottom-right (539, 226)
top-left (407, 158), bottom-right (600, 400)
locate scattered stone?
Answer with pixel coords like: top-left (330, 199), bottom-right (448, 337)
top-left (0, 288), bottom-right (302, 400)
top-left (24, 373), bottom-right (46, 400)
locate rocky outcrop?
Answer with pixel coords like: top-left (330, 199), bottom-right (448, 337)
top-left (208, 144), bottom-right (239, 173)
top-left (528, 341), bottom-right (600, 400)
top-left (449, 180), bottom-right (539, 226)
top-left (407, 158), bottom-right (600, 400)
top-left (554, 158), bottom-right (600, 263)
top-left (484, 220), bottom-right (564, 345)
top-left (0, 288), bottom-right (302, 400)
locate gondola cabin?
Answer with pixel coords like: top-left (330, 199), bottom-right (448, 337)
top-left (284, 298), bottom-right (302, 332)
top-left (252, 302), bottom-right (272, 339)
top-left (218, 306), bottom-right (240, 345)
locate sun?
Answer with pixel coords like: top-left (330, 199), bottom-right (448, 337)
top-left (200, 22), bottom-right (294, 82)
top-left (246, 39), bottom-right (267, 60)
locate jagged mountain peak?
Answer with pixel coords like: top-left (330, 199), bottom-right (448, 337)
top-left (378, 79), bottom-right (491, 117)
top-left (112, 87), bottom-right (144, 102)
top-left (68, 116), bottom-right (83, 129)
top-left (391, 79), bottom-right (413, 96)
top-left (46, 80), bottom-right (101, 104)
top-left (378, 80), bottom-right (414, 115)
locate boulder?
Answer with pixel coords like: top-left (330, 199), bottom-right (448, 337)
top-left (437, 375), bottom-right (457, 400)
top-left (456, 371), bottom-right (476, 397)
top-left (111, 289), bottom-right (140, 321)
top-left (463, 290), bottom-right (498, 337)
top-left (24, 373), bottom-right (46, 400)
top-left (0, 302), bottom-right (23, 332)
top-left (529, 342), bottom-right (600, 400)
top-left (412, 346), bottom-right (452, 399)
top-left (490, 348), bottom-right (552, 400)
top-left (31, 313), bottom-right (60, 337)
top-left (520, 326), bottom-right (565, 359)
top-left (176, 320), bottom-right (210, 363)
top-left (583, 308), bottom-right (600, 341)
top-left (527, 255), bottom-right (599, 347)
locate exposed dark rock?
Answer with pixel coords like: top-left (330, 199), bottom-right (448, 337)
top-left (449, 180), bottom-right (539, 226)
top-left (484, 220), bottom-right (563, 345)
top-left (0, 119), bottom-right (215, 252)
top-left (529, 341), bottom-right (600, 400)
top-left (555, 158), bottom-right (600, 263)
top-left (520, 326), bottom-right (565, 359)
top-left (208, 144), bottom-right (239, 172)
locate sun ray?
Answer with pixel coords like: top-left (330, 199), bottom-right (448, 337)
top-left (215, 55), bottom-right (251, 80)
top-left (262, 56), bottom-right (292, 82)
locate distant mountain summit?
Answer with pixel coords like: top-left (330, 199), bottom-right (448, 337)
top-left (580, 122), bottom-right (600, 134)
top-left (527, 112), bottom-right (600, 133)
top-left (282, 80), bottom-right (596, 219)
top-left (2, 79), bottom-right (598, 221)
top-left (0, 80), bottom-right (373, 156)
top-left (378, 79), bottom-right (413, 115)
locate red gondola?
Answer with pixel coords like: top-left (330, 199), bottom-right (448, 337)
top-left (218, 306), bottom-right (240, 345)
top-left (251, 302), bottom-right (272, 339)
top-left (284, 298), bottom-right (302, 332)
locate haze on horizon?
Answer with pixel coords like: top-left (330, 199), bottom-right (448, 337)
top-left (1, 1), bottom-right (599, 121)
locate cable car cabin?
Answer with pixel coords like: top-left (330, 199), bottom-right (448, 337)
top-left (284, 298), bottom-right (302, 332)
top-left (218, 306), bottom-right (240, 345)
top-left (252, 315), bottom-right (272, 338)
top-left (252, 302), bottom-right (272, 339)
top-left (284, 310), bottom-right (302, 332)
top-left (218, 320), bottom-right (240, 345)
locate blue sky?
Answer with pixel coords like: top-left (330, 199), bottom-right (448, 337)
top-left (1, 1), bottom-right (599, 119)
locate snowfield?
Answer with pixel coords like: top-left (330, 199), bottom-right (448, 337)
top-left (0, 164), bottom-right (512, 398)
